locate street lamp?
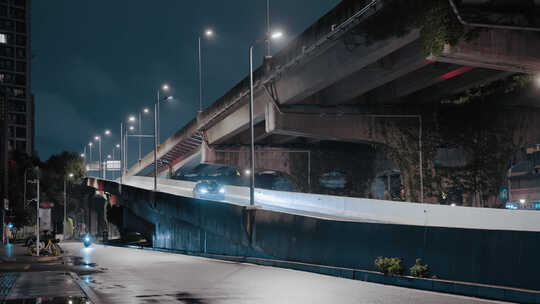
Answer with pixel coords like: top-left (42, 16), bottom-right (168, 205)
top-left (138, 108), bottom-right (151, 162)
top-left (111, 144), bottom-right (120, 180)
top-left (103, 130), bottom-right (112, 179)
top-left (248, 30), bottom-right (284, 206)
top-left (64, 173), bottom-right (73, 239)
top-left (198, 28), bottom-right (214, 112)
top-left (154, 84), bottom-right (173, 191)
top-left (94, 136), bottom-right (102, 178)
top-left (87, 143), bottom-right (93, 176)
top-left (156, 84), bottom-right (172, 143)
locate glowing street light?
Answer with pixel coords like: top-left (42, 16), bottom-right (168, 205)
top-left (128, 116), bottom-right (136, 122)
top-left (104, 130), bottom-right (111, 136)
top-left (271, 31), bottom-right (283, 39)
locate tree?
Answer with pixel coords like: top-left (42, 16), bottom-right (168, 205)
top-left (6, 150), bottom-right (39, 228)
top-left (6, 150), bottom-right (86, 232)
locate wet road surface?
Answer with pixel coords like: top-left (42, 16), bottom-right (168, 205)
top-left (63, 242), bottom-right (511, 304)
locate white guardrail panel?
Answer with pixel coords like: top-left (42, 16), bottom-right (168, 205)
top-left (113, 176), bottom-right (540, 232)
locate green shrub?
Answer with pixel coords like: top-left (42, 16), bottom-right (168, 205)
top-left (374, 257), bottom-right (404, 276)
top-left (410, 258), bottom-right (430, 278)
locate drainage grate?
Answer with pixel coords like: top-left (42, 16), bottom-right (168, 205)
top-left (0, 273), bottom-right (18, 300)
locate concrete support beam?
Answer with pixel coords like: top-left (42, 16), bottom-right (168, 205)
top-left (277, 30), bottom-right (421, 105)
top-left (354, 62), bottom-right (469, 105)
top-left (437, 29), bottom-right (540, 74)
top-left (265, 103), bottom-right (387, 144)
top-left (205, 91), bottom-right (270, 145)
top-left (405, 69), bottom-right (511, 104)
top-left (229, 123), bottom-right (270, 145)
top-left (204, 31), bottom-right (422, 146)
top-left (312, 39), bottom-right (431, 106)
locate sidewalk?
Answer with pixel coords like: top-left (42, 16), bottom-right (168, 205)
top-left (0, 243), bottom-right (99, 303)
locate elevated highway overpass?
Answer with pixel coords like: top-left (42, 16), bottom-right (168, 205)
top-left (125, 0), bottom-right (540, 205)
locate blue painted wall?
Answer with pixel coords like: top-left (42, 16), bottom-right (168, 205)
top-left (101, 181), bottom-right (540, 291)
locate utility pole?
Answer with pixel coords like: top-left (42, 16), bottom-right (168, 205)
top-left (23, 169), bottom-right (26, 208)
top-left (28, 168), bottom-right (40, 257)
top-left (37, 178), bottom-right (39, 256)
top-left (265, 0), bottom-right (271, 57)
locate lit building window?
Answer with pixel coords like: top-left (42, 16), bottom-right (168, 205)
top-left (0, 34), bottom-right (6, 44)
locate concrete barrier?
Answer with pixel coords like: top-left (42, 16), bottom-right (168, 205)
top-left (108, 176), bottom-right (540, 232)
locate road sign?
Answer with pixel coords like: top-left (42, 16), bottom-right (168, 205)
top-left (499, 186), bottom-right (509, 203)
top-left (39, 208), bottom-right (51, 231)
top-left (39, 202), bottom-right (54, 208)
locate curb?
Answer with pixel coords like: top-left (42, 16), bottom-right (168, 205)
top-left (69, 272), bottom-right (101, 304)
top-left (105, 242), bottom-right (540, 304)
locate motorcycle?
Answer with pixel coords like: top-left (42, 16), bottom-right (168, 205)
top-left (82, 234), bottom-right (92, 248)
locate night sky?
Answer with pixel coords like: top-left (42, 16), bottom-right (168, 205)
top-left (31, 0), bottom-right (341, 161)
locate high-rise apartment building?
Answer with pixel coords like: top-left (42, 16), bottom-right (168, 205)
top-left (0, 0), bottom-right (32, 155)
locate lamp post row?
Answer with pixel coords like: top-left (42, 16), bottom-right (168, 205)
top-left (83, 5), bottom-right (283, 205)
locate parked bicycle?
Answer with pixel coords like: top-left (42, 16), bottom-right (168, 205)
top-left (27, 238), bottom-right (62, 257)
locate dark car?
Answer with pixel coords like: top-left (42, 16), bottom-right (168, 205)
top-left (193, 180), bottom-right (226, 201)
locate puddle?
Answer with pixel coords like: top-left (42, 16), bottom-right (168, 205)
top-left (80, 275), bottom-right (97, 284)
top-left (5, 296), bottom-right (92, 303)
top-left (135, 292), bottom-right (209, 304)
top-left (68, 257), bottom-right (97, 268)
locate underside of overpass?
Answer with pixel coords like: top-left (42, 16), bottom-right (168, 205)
top-left (126, 0), bottom-right (540, 207)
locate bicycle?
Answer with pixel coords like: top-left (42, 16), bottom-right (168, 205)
top-left (27, 239), bottom-right (62, 257)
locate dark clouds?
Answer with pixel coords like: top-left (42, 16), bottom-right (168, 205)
top-left (32, 0), bottom-right (341, 160)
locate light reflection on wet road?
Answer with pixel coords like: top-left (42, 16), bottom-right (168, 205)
top-left (64, 242), bottom-right (510, 304)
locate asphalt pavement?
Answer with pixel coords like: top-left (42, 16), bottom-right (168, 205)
top-left (61, 242), bottom-right (512, 304)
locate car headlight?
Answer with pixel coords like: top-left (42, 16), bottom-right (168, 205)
top-left (219, 187), bottom-right (226, 194)
top-left (199, 187), bottom-right (208, 194)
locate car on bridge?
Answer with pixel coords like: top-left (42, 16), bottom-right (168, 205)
top-left (193, 180), bottom-right (226, 201)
